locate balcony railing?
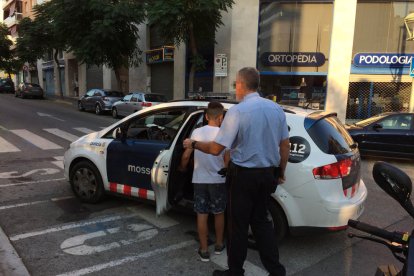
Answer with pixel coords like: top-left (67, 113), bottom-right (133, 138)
top-left (3, 13), bottom-right (22, 28)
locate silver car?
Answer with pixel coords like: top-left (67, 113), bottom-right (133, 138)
top-left (111, 92), bottom-right (167, 118)
top-left (78, 89), bottom-right (124, 115)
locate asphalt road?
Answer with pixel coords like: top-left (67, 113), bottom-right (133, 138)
top-left (0, 93), bottom-right (413, 276)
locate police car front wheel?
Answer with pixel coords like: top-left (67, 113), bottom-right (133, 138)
top-left (70, 160), bottom-right (105, 203)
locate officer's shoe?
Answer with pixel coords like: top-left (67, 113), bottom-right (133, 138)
top-left (214, 244), bottom-right (225, 255)
top-left (198, 249), bottom-right (210, 262)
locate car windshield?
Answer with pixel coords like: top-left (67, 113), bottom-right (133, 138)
top-left (104, 91), bottom-right (123, 97)
top-left (354, 114), bottom-right (388, 127)
top-left (145, 94), bottom-right (167, 102)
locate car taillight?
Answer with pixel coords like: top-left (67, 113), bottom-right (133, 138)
top-left (141, 102), bottom-right (152, 107)
top-left (313, 158), bottom-right (352, 179)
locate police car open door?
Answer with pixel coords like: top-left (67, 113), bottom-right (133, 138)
top-left (106, 108), bottom-right (189, 210)
top-left (151, 109), bottom-right (204, 215)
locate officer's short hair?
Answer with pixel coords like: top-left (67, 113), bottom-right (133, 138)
top-left (238, 67), bottom-right (260, 91)
top-left (206, 101), bottom-right (224, 119)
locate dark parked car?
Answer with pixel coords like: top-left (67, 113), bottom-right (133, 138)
top-left (15, 82), bottom-right (44, 99)
top-left (78, 89), bottom-right (124, 115)
top-left (0, 78), bottom-right (15, 93)
top-left (345, 112), bottom-right (414, 159)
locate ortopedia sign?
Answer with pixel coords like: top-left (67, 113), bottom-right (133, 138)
top-left (260, 52), bottom-right (326, 67)
top-left (353, 53), bottom-right (414, 67)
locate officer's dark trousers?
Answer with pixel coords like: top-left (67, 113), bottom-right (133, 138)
top-left (226, 162), bottom-right (286, 276)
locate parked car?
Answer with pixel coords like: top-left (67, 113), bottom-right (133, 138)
top-left (345, 112), bottom-right (414, 159)
top-left (111, 93), bottom-right (143, 118)
top-left (0, 78), bottom-right (15, 93)
top-left (64, 100), bottom-right (366, 241)
top-left (78, 89), bottom-right (124, 115)
top-left (15, 82), bottom-right (44, 99)
top-left (133, 92), bottom-right (167, 108)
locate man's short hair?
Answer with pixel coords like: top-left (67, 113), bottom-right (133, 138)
top-left (206, 101), bottom-right (224, 119)
top-left (238, 67), bottom-right (260, 91)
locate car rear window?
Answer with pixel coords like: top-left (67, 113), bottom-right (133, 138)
top-left (145, 94), bottom-right (167, 102)
top-left (306, 115), bottom-right (354, 155)
top-left (104, 91), bottom-right (123, 97)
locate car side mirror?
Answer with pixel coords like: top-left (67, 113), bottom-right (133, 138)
top-left (373, 161), bottom-right (414, 218)
top-left (373, 123), bottom-right (382, 131)
top-left (112, 127), bottom-right (123, 139)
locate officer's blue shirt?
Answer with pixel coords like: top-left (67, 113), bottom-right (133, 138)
top-left (215, 92), bottom-right (289, 168)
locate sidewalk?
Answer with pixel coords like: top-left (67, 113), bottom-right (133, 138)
top-left (45, 95), bottom-right (78, 107)
top-left (0, 226), bottom-right (30, 276)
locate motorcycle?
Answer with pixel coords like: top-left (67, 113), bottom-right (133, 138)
top-left (348, 161), bottom-right (414, 276)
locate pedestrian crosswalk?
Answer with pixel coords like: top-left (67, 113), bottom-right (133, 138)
top-left (0, 127), bottom-right (101, 153)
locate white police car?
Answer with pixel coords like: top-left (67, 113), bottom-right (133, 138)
top-left (64, 100), bottom-right (367, 241)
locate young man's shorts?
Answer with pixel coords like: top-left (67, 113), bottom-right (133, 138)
top-left (193, 183), bottom-right (227, 214)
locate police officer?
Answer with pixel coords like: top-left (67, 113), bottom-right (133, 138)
top-left (183, 67), bottom-right (289, 276)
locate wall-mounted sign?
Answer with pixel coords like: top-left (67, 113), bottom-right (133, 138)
top-left (260, 52), bottom-right (325, 67)
top-left (146, 46), bottom-right (174, 64)
top-left (353, 53), bottom-right (414, 67)
top-left (215, 54), bottom-right (228, 77)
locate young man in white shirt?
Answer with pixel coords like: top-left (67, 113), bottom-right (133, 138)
top-left (179, 101), bottom-right (229, 262)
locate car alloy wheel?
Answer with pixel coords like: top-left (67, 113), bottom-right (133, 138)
top-left (95, 104), bottom-right (102, 115)
top-left (78, 101), bottom-right (84, 111)
top-left (112, 108), bottom-right (118, 118)
top-left (70, 161), bottom-right (105, 203)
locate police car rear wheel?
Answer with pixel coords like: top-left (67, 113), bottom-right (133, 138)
top-left (70, 161), bottom-right (105, 203)
top-left (268, 199), bottom-right (288, 243)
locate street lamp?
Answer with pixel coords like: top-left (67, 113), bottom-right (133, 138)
top-left (404, 13), bottom-right (414, 41)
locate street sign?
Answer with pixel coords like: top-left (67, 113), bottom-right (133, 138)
top-left (214, 54), bottom-right (228, 77)
top-left (410, 58), bottom-right (414, 77)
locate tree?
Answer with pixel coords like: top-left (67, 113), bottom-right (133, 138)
top-left (146, 0), bottom-right (234, 93)
top-left (52, 0), bottom-right (146, 91)
top-left (16, 2), bottom-right (68, 98)
top-left (0, 23), bottom-right (21, 79)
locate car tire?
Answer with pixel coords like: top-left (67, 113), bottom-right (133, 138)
top-left (70, 160), bottom-right (105, 203)
top-left (268, 199), bottom-right (288, 244)
top-left (112, 107), bottom-right (118, 118)
top-left (78, 101), bottom-right (84, 111)
top-left (95, 104), bottom-right (102, 115)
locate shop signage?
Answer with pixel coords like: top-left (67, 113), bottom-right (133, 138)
top-left (260, 52), bottom-right (325, 67)
top-left (146, 46), bottom-right (174, 64)
top-left (353, 53), bottom-right (414, 67)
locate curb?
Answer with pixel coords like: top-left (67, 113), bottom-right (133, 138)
top-left (0, 226), bottom-right (30, 276)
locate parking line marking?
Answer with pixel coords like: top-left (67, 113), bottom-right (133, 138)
top-left (73, 127), bottom-right (95, 134)
top-left (0, 178), bottom-right (66, 188)
top-left (52, 161), bottom-right (64, 169)
top-left (0, 200), bottom-right (49, 211)
top-left (44, 128), bottom-right (79, 142)
top-left (56, 240), bottom-right (196, 276)
top-left (0, 195), bottom-right (74, 211)
top-left (0, 136), bottom-right (20, 153)
top-left (211, 250), bottom-right (267, 276)
top-left (10, 129), bottom-right (62, 150)
top-left (10, 214), bottom-right (139, 241)
top-left (54, 156), bottom-right (64, 161)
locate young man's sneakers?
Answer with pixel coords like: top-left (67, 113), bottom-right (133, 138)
top-left (214, 244), bottom-right (225, 255)
top-left (198, 249), bottom-right (210, 262)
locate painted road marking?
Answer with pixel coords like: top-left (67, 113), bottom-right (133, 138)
top-left (0, 178), bottom-right (66, 188)
top-left (60, 223), bottom-right (158, 255)
top-left (0, 136), bottom-right (20, 153)
top-left (52, 156), bottom-right (64, 169)
top-left (56, 240), bottom-right (196, 276)
top-left (73, 127), bottom-right (95, 134)
top-left (211, 250), bottom-right (267, 276)
top-left (0, 168), bottom-right (60, 179)
top-left (37, 112), bottom-right (65, 122)
top-left (10, 129), bottom-right (62, 150)
top-left (127, 206), bottom-right (179, 229)
top-left (10, 214), bottom-right (139, 241)
top-left (0, 195), bottom-right (74, 211)
top-left (44, 128), bottom-right (79, 142)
